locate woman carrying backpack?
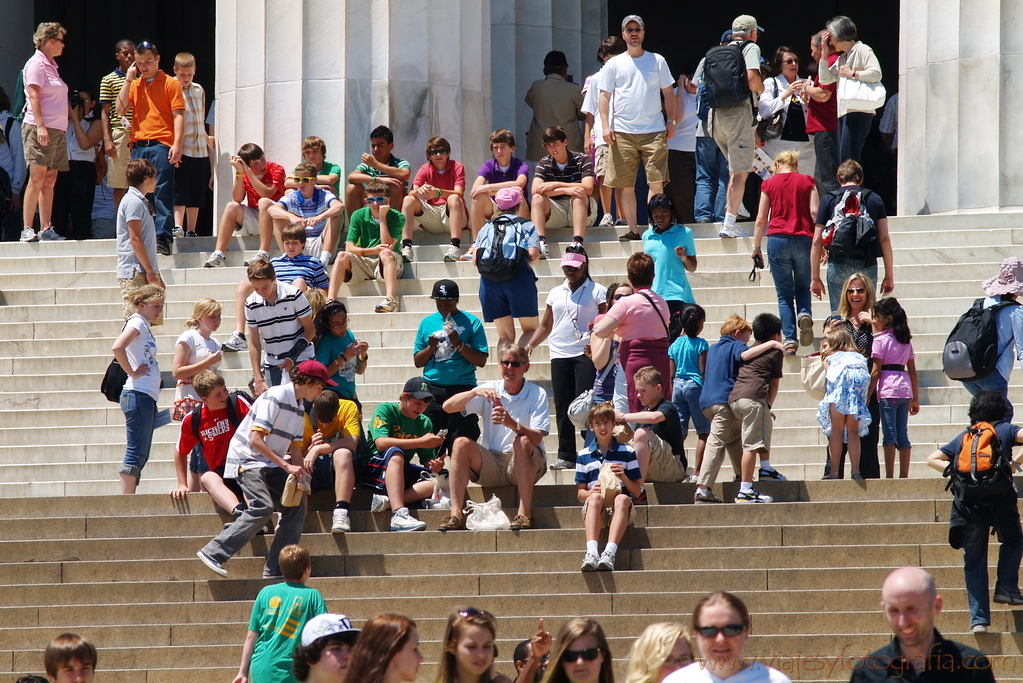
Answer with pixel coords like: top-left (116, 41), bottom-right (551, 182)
top-left (926, 391), bottom-right (1023, 634)
top-left (473, 187), bottom-right (541, 346)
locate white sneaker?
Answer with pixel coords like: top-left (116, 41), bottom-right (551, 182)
top-left (172, 226), bottom-right (185, 238)
top-left (735, 488), bottom-right (774, 504)
top-left (19, 227), bottom-right (38, 242)
top-left (244, 250), bottom-right (270, 266)
top-left (331, 508), bottom-right (351, 534)
top-left (204, 252), bottom-right (226, 268)
top-left (443, 244), bottom-right (462, 262)
top-left (581, 551), bottom-right (599, 572)
top-left (390, 507), bottom-right (426, 532)
top-left (539, 241), bottom-right (550, 259)
top-left (40, 227), bottom-right (65, 240)
top-left (370, 493), bottom-right (390, 513)
top-left (718, 223), bottom-right (751, 238)
top-left (374, 296), bottom-right (399, 313)
top-left (221, 331), bottom-right (248, 352)
top-left (401, 244), bottom-right (414, 262)
top-left (422, 495), bottom-right (452, 510)
top-left (598, 214), bottom-right (615, 228)
top-left (597, 550), bottom-right (616, 571)
top-left (196, 550), bottom-right (228, 577)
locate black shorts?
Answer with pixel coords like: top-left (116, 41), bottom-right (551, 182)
top-left (174, 155), bottom-right (209, 208)
top-left (188, 444), bottom-right (209, 474)
top-left (358, 447), bottom-right (431, 493)
top-left (310, 454), bottom-right (335, 494)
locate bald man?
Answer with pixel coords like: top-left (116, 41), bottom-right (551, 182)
top-left (849, 567), bottom-right (994, 682)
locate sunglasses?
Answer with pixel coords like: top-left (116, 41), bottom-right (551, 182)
top-left (137, 40), bottom-right (156, 50)
top-left (847, 287), bottom-right (866, 294)
top-left (649, 199), bottom-right (672, 208)
top-left (562, 266), bottom-right (580, 273)
top-left (428, 148), bottom-right (450, 156)
top-left (624, 27), bottom-right (643, 33)
top-left (54, 37), bottom-right (65, 44)
top-left (562, 648), bottom-right (601, 663)
top-left (783, 58), bottom-right (799, 64)
top-left (664, 655), bottom-right (693, 668)
top-left (327, 319), bottom-right (348, 329)
top-left (291, 176), bottom-right (316, 183)
top-left (365, 196), bottom-right (388, 204)
top-left (614, 293), bottom-right (628, 300)
top-left (500, 360), bottom-right (524, 368)
top-left (695, 624), bottom-right (746, 638)
top-left (459, 608), bottom-right (495, 621)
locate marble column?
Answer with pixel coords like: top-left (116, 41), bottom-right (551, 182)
top-left (214, 0), bottom-right (492, 217)
top-left (490, 0), bottom-right (607, 158)
top-left (899, 0), bottom-right (1023, 214)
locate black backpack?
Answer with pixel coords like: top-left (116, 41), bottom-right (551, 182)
top-left (475, 214), bottom-right (530, 283)
top-left (189, 391), bottom-right (253, 442)
top-left (701, 42), bottom-right (753, 109)
top-left (942, 297), bottom-right (1020, 381)
top-left (821, 188), bottom-right (881, 262)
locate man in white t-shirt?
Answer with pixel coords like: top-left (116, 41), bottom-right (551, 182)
top-left (438, 343), bottom-right (550, 532)
top-left (581, 36), bottom-right (626, 228)
top-left (597, 15), bottom-right (676, 241)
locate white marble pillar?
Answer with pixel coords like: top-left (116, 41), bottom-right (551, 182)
top-left (899, 0), bottom-right (1023, 214)
top-left (490, 0), bottom-right (607, 158)
top-left (214, 0), bottom-right (492, 216)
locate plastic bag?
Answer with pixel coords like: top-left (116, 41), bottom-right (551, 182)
top-left (465, 495), bottom-right (511, 531)
top-left (424, 469), bottom-right (452, 510)
top-left (281, 472), bottom-right (311, 507)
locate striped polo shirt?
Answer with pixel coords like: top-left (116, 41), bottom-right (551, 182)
top-left (244, 281), bottom-right (314, 367)
top-left (271, 253), bottom-right (329, 290)
top-left (224, 382), bottom-right (305, 477)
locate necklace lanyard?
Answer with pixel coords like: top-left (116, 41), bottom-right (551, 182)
top-left (564, 283), bottom-right (584, 339)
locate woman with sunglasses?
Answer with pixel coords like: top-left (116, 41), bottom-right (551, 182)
top-left (526, 245), bottom-right (607, 469)
top-left (541, 617), bottom-right (614, 683)
top-left (751, 150), bottom-right (818, 355)
top-left (437, 607), bottom-right (515, 683)
top-left (821, 272), bottom-right (880, 478)
top-left (624, 622), bottom-right (693, 683)
top-left (345, 613), bottom-right (423, 683)
top-left (313, 300), bottom-right (367, 403)
top-left (666, 592), bottom-right (791, 682)
top-left (759, 48), bottom-right (815, 180)
top-left (642, 194), bottom-right (697, 321)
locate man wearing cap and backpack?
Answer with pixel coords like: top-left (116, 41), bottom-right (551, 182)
top-left (927, 391), bottom-right (1023, 634)
top-left (701, 15), bottom-right (765, 238)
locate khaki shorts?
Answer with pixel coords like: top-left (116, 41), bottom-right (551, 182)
top-left (581, 494), bottom-right (635, 529)
top-left (237, 206), bottom-right (262, 235)
top-left (545, 195), bottom-right (598, 230)
top-left (635, 428), bottom-right (686, 483)
top-left (696, 403), bottom-right (743, 489)
top-left (107, 127), bottom-right (131, 189)
top-left (416, 200), bottom-right (451, 233)
top-left (349, 251), bottom-right (405, 283)
top-left (470, 444), bottom-right (548, 488)
top-left (709, 104), bottom-right (755, 172)
top-left (22, 124), bottom-right (69, 172)
top-left (605, 131), bottom-right (668, 187)
top-left (593, 144), bottom-right (610, 179)
top-left (119, 272), bottom-right (164, 326)
top-left (730, 398), bottom-right (772, 453)
top-left (305, 235), bottom-right (324, 257)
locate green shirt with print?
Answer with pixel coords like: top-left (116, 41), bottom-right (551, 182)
top-left (362, 401), bottom-right (435, 465)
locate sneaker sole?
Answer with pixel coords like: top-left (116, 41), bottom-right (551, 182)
top-left (993, 595), bottom-right (1023, 605)
top-left (581, 564), bottom-right (598, 572)
top-left (798, 316), bottom-right (814, 346)
top-left (597, 563), bottom-right (614, 571)
top-left (734, 497), bottom-right (768, 504)
top-left (391, 524), bottom-right (426, 532)
top-left (331, 526), bottom-right (349, 534)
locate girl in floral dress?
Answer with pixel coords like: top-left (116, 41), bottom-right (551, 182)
top-left (818, 327), bottom-right (872, 479)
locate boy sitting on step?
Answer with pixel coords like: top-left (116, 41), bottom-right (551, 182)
top-left (171, 369), bottom-right (251, 517)
top-left (614, 366), bottom-right (687, 483)
top-left (577, 401), bottom-right (644, 572)
top-left (300, 390), bottom-right (361, 534)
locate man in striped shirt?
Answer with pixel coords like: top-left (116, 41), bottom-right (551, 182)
top-left (196, 360), bottom-right (335, 578)
top-left (99, 39), bottom-right (134, 208)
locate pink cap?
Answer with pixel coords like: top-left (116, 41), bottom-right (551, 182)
top-left (560, 253), bottom-right (587, 268)
top-left (495, 187), bottom-right (523, 210)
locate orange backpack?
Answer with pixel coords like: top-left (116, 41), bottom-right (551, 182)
top-left (945, 422), bottom-right (1013, 500)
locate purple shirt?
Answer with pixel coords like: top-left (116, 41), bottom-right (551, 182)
top-left (23, 50), bottom-right (68, 129)
top-left (478, 157), bottom-right (529, 184)
top-left (871, 328), bottom-right (915, 399)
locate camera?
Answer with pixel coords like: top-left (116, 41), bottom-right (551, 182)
top-left (68, 90), bottom-right (83, 110)
top-left (752, 252), bottom-right (765, 269)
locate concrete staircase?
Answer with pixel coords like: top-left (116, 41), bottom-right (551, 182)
top-left (4, 214), bottom-right (1023, 680)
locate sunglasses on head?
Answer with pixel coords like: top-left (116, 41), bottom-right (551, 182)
top-left (365, 196), bottom-right (388, 204)
top-left (500, 360), bottom-right (524, 368)
top-left (291, 176), bottom-right (315, 183)
top-left (695, 624), bottom-right (745, 638)
top-left (562, 648), bottom-right (601, 663)
top-left (428, 148), bottom-right (450, 156)
top-left (137, 40), bottom-right (156, 50)
top-left (649, 199), bottom-right (672, 208)
top-left (459, 608), bottom-right (495, 621)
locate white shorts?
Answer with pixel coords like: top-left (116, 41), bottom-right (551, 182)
top-left (238, 206), bottom-right (261, 235)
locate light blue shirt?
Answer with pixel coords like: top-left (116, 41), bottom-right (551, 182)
top-left (981, 297), bottom-right (1023, 381)
top-left (642, 223), bottom-right (696, 303)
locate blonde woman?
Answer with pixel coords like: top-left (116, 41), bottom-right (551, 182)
top-left (751, 150), bottom-right (819, 354)
top-left (625, 622), bottom-right (694, 683)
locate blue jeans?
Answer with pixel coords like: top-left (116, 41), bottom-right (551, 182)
top-left (694, 136), bottom-right (728, 222)
top-left (838, 112), bottom-right (873, 164)
top-left (962, 521), bottom-right (1023, 627)
top-left (827, 261), bottom-right (878, 314)
top-left (673, 377), bottom-right (710, 437)
top-left (878, 398), bottom-right (911, 449)
top-left (767, 235), bottom-right (813, 344)
top-left (119, 390), bottom-right (160, 481)
top-left (130, 141), bottom-right (175, 241)
top-left (963, 371), bottom-right (1013, 423)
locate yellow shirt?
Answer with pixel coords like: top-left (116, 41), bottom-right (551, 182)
top-left (302, 399), bottom-right (361, 448)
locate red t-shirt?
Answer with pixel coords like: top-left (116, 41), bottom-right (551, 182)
top-left (177, 395), bottom-right (252, 470)
top-left (413, 161), bottom-right (465, 206)
top-left (806, 54), bottom-right (838, 134)
top-left (243, 162), bottom-right (286, 207)
top-left (761, 172), bottom-right (817, 238)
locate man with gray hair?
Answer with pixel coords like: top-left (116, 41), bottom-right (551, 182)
top-left (849, 567), bottom-right (994, 682)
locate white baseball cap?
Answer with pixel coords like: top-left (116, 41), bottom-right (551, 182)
top-left (301, 613), bottom-right (360, 647)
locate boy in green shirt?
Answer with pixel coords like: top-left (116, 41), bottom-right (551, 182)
top-left (286, 136), bottom-right (342, 198)
top-left (328, 181), bottom-right (405, 313)
top-left (235, 544), bottom-right (326, 683)
top-left (360, 377), bottom-right (445, 531)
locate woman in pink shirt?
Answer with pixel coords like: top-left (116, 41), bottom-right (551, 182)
top-left (20, 22), bottom-right (69, 243)
top-left (592, 252), bottom-right (671, 412)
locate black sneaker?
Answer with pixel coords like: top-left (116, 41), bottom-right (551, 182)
top-left (993, 588), bottom-right (1023, 605)
top-left (157, 236), bottom-right (172, 256)
top-left (758, 467), bottom-right (788, 481)
top-left (186, 230), bottom-right (198, 237)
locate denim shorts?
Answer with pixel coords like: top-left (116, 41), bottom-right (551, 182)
top-left (119, 389), bottom-right (159, 481)
top-left (879, 398), bottom-right (911, 449)
top-left (672, 377), bottom-right (710, 436)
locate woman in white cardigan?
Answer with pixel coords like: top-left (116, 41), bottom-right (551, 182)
top-left (818, 15), bottom-right (883, 164)
top-left (758, 46), bottom-right (815, 179)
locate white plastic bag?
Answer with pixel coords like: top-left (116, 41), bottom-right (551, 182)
top-left (424, 470), bottom-right (452, 510)
top-left (465, 495), bottom-right (511, 531)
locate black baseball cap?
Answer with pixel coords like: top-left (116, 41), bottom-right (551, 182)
top-left (402, 377), bottom-right (434, 400)
top-left (431, 280), bottom-right (459, 300)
